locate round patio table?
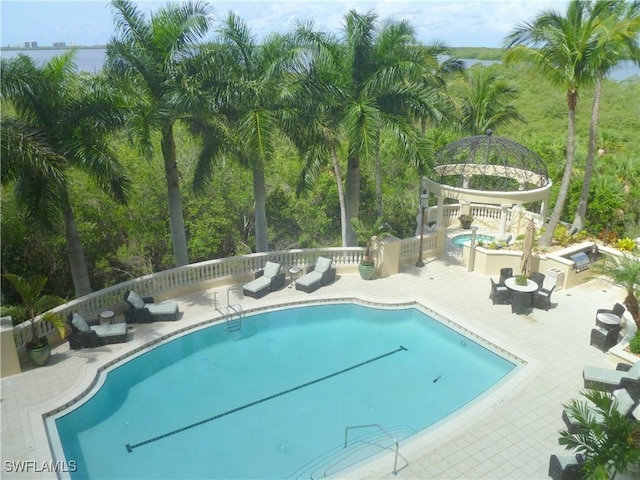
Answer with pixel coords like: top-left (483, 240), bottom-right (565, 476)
top-left (504, 277), bottom-right (538, 315)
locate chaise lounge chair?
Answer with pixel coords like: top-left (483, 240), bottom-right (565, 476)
top-left (582, 360), bottom-right (640, 393)
top-left (548, 453), bottom-right (585, 480)
top-left (242, 261), bottom-right (286, 299)
top-left (123, 291), bottom-right (180, 323)
top-left (561, 388), bottom-right (637, 434)
top-left (295, 256), bottom-right (336, 293)
top-left (66, 313), bottom-right (128, 349)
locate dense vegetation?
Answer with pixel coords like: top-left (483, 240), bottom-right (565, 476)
top-left (1, 1), bottom-right (639, 304)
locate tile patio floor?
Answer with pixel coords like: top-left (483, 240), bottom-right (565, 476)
top-left (1, 244), bottom-right (635, 479)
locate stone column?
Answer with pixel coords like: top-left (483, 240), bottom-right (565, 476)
top-left (1, 317), bottom-right (21, 377)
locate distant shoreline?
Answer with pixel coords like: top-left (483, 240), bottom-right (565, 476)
top-left (0, 45), bottom-right (505, 59)
top-left (1, 45), bottom-right (106, 51)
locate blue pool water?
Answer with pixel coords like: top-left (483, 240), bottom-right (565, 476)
top-left (52, 303), bottom-right (516, 479)
top-left (451, 234), bottom-right (496, 248)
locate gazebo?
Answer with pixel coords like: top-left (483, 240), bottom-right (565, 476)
top-left (420, 130), bottom-right (551, 240)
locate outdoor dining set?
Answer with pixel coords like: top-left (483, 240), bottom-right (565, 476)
top-left (489, 267), bottom-right (556, 314)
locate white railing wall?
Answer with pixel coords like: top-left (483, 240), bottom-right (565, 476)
top-left (12, 203), bottom-right (538, 349)
top-left (13, 248), bottom-right (366, 348)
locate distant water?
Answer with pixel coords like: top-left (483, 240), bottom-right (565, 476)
top-left (2, 48), bottom-right (639, 81)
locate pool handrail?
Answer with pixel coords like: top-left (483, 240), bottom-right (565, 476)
top-left (344, 423), bottom-right (400, 475)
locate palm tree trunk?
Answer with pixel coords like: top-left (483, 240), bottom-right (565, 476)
top-left (63, 203), bottom-right (92, 297)
top-left (253, 163), bottom-right (269, 252)
top-left (539, 91), bottom-right (578, 246)
top-left (374, 129), bottom-right (383, 218)
top-left (572, 76), bottom-right (603, 233)
top-left (345, 154), bottom-right (360, 247)
top-left (331, 147), bottom-right (348, 247)
top-left (161, 125), bottom-right (189, 267)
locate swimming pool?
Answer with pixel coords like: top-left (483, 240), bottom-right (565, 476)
top-left (451, 233), bottom-right (496, 248)
top-left (49, 302), bottom-right (518, 479)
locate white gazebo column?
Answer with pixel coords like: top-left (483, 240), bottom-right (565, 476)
top-left (498, 203), bottom-right (511, 237)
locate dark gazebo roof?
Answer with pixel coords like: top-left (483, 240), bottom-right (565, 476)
top-left (433, 130), bottom-right (549, 192)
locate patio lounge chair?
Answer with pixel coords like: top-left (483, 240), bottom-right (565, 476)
top-left (295, 256), bottom-right (336, 293)
top-left (561, 388), bottom-right (637, 434)
top-left (548, 454), bottom-right (585, 480)
top-left (583, 361), bottom-right (640, 393)
top-left (529, 271), bottom-right (545, 290)
top-left (66, 313), bottom-right (128, 349)
top-left (490, 278), bottom-right (510, 305)
top-left (533, 284), bottom-right (555, 311)
top-left (499, 267), bottom-right (513, 285)
top-left (589, 325), bottom-right (621, 352)
top-left (123, 291), bottom-right (180, 323)
top-left (242, 261), bottom-right (286, 299)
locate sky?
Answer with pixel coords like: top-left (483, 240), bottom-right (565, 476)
top-left (1, 0), bottom-right (570, 49)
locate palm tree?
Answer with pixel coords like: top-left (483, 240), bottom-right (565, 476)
top-left (571, 0), bottom-right (640, 232)
top-left (105, 0), bottom-right (213, 266)
top-left (455, 66), bottom-right (526, 136)
top-left (292, 10), bottom-right (431, 246)
top-left (591, 252), bottom-right (640, 328)
top-left (504, 0), bottom-right (607, 247)
top-left (1, 52), bottom-right (129, 297)
top-left (560, 389), bottom-right (640, 479)
top-left (184, 13), bottom-right (295, 252)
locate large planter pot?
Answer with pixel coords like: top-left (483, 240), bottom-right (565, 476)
top-left (358, 263), bottom-right (376, 280)
top-left (460, 220), bottom-right (472, 229)
top-left (26, 343), bottom-right (51, 367)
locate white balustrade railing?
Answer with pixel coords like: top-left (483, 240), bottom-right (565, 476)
top-left (12, 203), bottom-right (531, 349)
top-left (13, 247), bottom-right (366, 348)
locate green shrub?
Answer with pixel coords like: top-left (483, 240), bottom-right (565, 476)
top-left (553, 225), bottom-right (573, 246)
top-left (630, 331), bottom-right (640, 354)
top-left (615, 237), bottom-right (637, 252)
top-left (573, 230), bottom-right (589, 242)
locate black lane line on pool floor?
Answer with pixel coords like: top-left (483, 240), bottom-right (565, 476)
top-left (125, 345), bottom-right (408, 453)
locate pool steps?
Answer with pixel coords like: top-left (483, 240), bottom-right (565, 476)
top-left (214, 290), bottom-right (244, 332)
top-left (286, 424), bottom-right (416, 479)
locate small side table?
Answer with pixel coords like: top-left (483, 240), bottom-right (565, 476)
top-left (288, 266), bottom-right (302, 288)
top-left (99, 310), bottom-right (115, 325)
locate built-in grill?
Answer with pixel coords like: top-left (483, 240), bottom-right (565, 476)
top-left (569, 252), bottom-right (590, 272)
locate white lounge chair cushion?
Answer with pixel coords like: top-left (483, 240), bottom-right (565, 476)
top-left (583, 365), bottom-right (628, 385)
top-left (71, 313), bottom-right (90, 333)
top-left (263, 261), bottom-right (281, 279)
top-left (296, 271), bottom-right (322, 288)
top-left (612, 389), bottom-right (635, 416)
top-left (632, 403), bottom-right (640, 421)
top-left (627, 361), bottom-right (640, 379)
top-left (145, 302), bottom-right (178, 316)
top-left (243, 276), bottom-right (271, 293)
top-left (91, 323), bottom-right (127, 338)
top-left (315, 256), bottom-right (332, 273)
top-left (126, 291), bottom-right (145, 309)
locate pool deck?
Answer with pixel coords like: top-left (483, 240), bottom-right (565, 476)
top-left (1, 244), bottom-right (637, 479)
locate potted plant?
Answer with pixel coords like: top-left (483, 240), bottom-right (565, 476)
top-left (2, 274), bottom-right (66, 366)
top-left (515, 274), bottom-right (528, 286)
top-left (459, 214), bottom-right (474, 229)
top-left (350, 218), bottom-right (391, 280)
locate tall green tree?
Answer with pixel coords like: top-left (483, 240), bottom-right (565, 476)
top-left (1, 52), bottom-right (129, 297)
top-left (505, 0), bottom-right (608, 246)
top-left (455, 66), bottom-right (526, 136)
top-left (105, 0), bottom-right (213, 266)
top-left (184, 13), bottom-right (295, 253)
top-left (292, 10), bottom-right (431, 246)
top-left (571, 0), bottom-right (640, 232)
